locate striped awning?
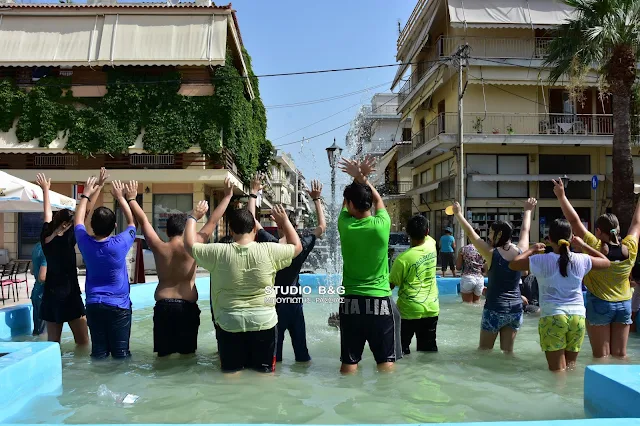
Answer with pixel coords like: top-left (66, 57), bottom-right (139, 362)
top-left (0, 13), bottom-right (228, 67)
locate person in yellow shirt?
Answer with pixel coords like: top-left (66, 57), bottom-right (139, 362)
top-left (554, 178), bottom-right (640, 358)
top-left (184, 204), bottom-right (302, 373)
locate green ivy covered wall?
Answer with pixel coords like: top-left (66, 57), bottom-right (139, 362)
top-left (0, 49), bottom-right (272, 180)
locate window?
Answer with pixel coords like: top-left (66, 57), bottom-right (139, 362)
top-left (153, 194), bottom-right (194, 241)
top-left (466, 154), bottom-right (528, 198)
top-left (468, 208), bottom-right (524, 243)
top-left (413, 174), bottom-right (419, 188)
top-left (539, 155), bottom-right (590, 199)
top-left (434, 158), bottom-right (454, 180)
top-left (420, 171), bottom-right (427, 184)
top-left (435, 178), bottom-right (453, 202)
top-left (115, 195), bottom-right (144, 235)
top-left (402, 128), bottom-right (412, 142)
top-left (18, 212), bottom-right (44, 259)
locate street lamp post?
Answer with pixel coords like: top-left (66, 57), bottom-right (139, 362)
top-left (326, 138), bottom-right (343, 270)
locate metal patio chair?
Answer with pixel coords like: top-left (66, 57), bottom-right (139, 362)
top-left (11, 260), bottom-right (31, 301)
top-left (0, 262), bottom-right (17, 305)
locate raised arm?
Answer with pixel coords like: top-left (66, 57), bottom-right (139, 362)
top-left (553, 178), bottom-right (588, 238)
top-left (509, 243), bottom-right (546, 271)
top-left (338, 157), bottom-right (385, 213)
top-left (109, 180), bottom-right (134, 228)
top-left (36, 174), bottom-right (53, 223)
top-left (626, 196), bottom-right (640, 241)
top-left (84, 168), bottom-right (109, 227)
top-left (272, 204), bottom-right (302, 257)
top-left (197, 177), bottom-right (233, 243)
top-left (517, 198), bottom-right (538, 252)
top-left (74, 176), bottom-right (99, 227)
top-left (184, 201), bottom-right (209, 258)
top-left (248, 173), bottom-right (267, 231)
top-left (452, 201), bottom-right (493, 262)
top-left (125, 181), bottom-right (163, 250)
top-left (571, 236), bottom-right (611, 270)
top-left (307, 180), bottom-right (326, 238)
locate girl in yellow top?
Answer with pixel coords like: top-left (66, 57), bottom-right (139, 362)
top-left (553, 178), bottom-right (640, 358)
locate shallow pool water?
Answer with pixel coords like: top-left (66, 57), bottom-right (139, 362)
top-left (8, 294), bottom-right (640, 424)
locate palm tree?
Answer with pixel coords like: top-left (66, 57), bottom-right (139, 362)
top-left (545, 0), bottom-right (639, 233)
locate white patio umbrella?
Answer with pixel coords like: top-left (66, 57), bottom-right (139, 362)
top-left (0, 170), bottom-right (76, 212)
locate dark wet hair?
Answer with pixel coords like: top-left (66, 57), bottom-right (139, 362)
top-left (549, 219), bottom-right (572, 278)
top-left (343, 182), bottom-right (372, 212)
top-left (219, 235), bottom-right (234, 244)
top-left (229, 208), bottom-right (255, 235)
top-left (490, 220), bottom-right (512, 248)
top-left (91, 206), bottom-right (116, 237)
top-left (166, 213), bottom-right (187, 238)
top-left (44, 209), bottom-right (74, 238)
top-left (406, 215), bottom-right (429, 240)
top-left (596, 213), bottom-right (620, 245)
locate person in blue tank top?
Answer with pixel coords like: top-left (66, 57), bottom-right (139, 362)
top-left (452, 198), bottom-right (537, 352)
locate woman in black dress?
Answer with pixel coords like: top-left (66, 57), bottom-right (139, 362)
top-left (37, 173), bottom-right (90, 344)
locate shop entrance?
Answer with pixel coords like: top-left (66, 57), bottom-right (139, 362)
top-left (539, 207), bottom-right (590, 240)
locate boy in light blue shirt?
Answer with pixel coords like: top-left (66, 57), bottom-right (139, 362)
top-left (439, 227), bottom-right (457, 277)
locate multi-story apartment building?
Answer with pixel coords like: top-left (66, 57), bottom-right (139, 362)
top-left (385, 0), bottom-right (640, 244)
top-left (0, 1), bottom-right (259, 261)
top-left (263, 151), bottom-right (310, 228)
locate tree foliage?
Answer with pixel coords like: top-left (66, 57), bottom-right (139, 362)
top-left (0, 49), bottom-right (272, 180)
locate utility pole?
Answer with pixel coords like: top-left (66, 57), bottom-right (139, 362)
top-left (456, 45), bottom-right (469, 251)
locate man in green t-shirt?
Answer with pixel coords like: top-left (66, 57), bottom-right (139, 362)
top-left (337, 156), bottom-right (396, 374)
top-left (390, 215), bottom-right (439, 354)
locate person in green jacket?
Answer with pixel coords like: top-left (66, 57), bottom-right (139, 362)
top-left (390, 215), bottom-right (439, 354)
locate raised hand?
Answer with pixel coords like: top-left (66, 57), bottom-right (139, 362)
top-left (307, 180), bottom-right (323, 200)
top-left (36, 173), bottom-right (51, 190)
top-left (338, 158), bottom-right (364, 180)
top-left (452, 201), bottom-right (462, 215)
top-left (250, 173), bottom-right (263, 194)
top-left (125, 181), bottom-right (138, 200)
top-left (571, 235), bottom-right (586, 252)
top-left (98, 167), bottom-right (109, 187)
top-left (83, 176), bottom-right (99, 197)
top-left (552, 178), bottom-right (565, 198)
top-left (271, 204), bottom-right (289, 226)
top-left (531, 242), bottom-right (547, 253)
top-left (524, 198), bottom-right (538, 212)
top-left (110, 180), bottom-right (125, 199)
top-left (360, 155), bottom-right (376, 178)
top-left (224, 177), bottom-right (234, 198)
top-left (193, 200), bottom-right (209, 221)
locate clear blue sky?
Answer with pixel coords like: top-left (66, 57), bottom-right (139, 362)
top-left (231, 0), bottom-right (415, 187)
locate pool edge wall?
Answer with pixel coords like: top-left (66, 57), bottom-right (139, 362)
top-left (0, 342), bottom-right (62, 423)
top-left (585, 365), bottom-right (640, 418)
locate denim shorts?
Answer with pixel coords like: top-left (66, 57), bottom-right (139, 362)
top-left (481, 309), bottom-right (523, 334)
top-left (585, 292), bottom-right (633, 326)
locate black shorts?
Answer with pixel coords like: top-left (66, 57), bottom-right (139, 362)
top-left (441, 252), bottom-right (456, 272)
top-left (339, 296), bottom-right (397, 365)
top-left (40, 291), bottom-right (86, 324)
top-left (401, 316), bottom-right (438, 354)
top-left (216, 326), bottom-right (277, 373)
top-left (153, 299), bottom-right (201, 357)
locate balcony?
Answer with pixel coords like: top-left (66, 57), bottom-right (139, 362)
top-left (399, 112), bottom-right (618, 167)
top-left (376, 181), bottom-right (412, 197)
top-left (398, 36), bottom-right (552, 107)
top-left (367, 104), bottom-right (401, 118)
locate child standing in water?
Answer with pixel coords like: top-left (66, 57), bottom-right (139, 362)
top-left (452, 198), bottom-right (537, 353)
top-left (457, 224), bottom-right (485, 304)
top-left (553, 178), bottom-right (640, 358)
top-left (509, 219), bottom-right (610, 371)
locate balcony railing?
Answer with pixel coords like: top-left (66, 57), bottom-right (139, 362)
top-left (376, 181), bottom-right (412, 196)
top-left (364, 140), bottom-right (394, 155)
top-left (401, 113), bottom-right (617, 160)
top-left (398, 36), bottom-right (553, 106)
top-left (369, 104), bottom-right (400, 116)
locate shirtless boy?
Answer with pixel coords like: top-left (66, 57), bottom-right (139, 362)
top-left (125, 179), bottom-right (234, 356)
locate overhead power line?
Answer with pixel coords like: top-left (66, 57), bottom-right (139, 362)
top-left (265, 81), bottom-right (391, 109)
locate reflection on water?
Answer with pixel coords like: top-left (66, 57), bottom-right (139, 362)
top-left (8, 295), bottom-right (640, 424)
